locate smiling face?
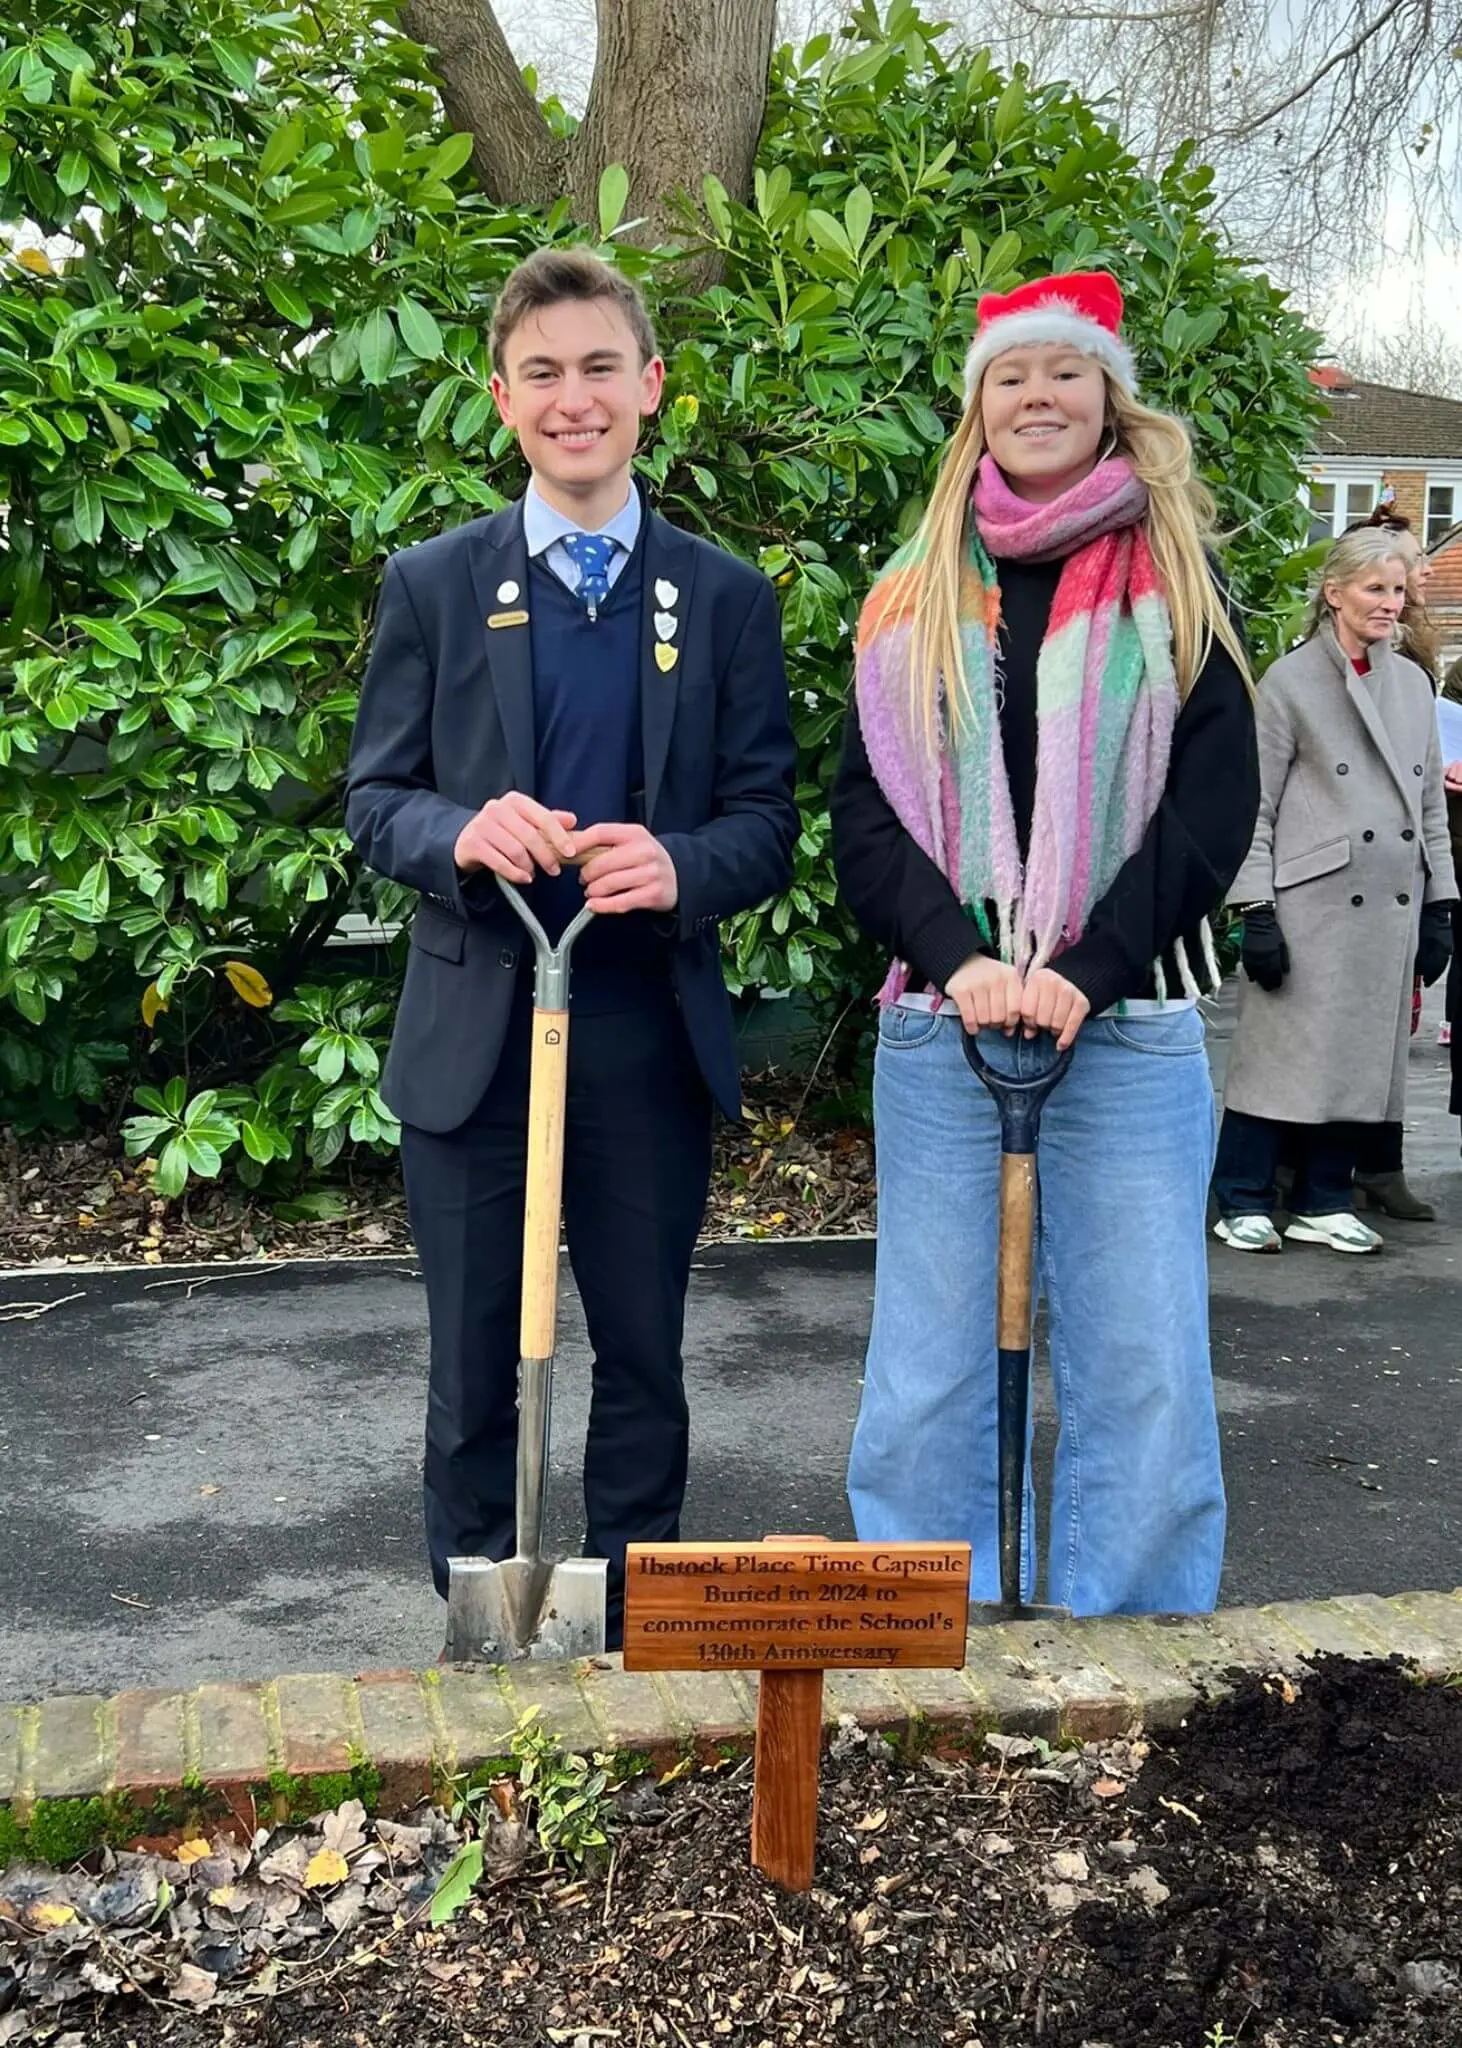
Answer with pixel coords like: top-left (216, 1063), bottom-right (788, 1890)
top-left (1324, 556), bottom-right (1408, 657)
top-left (491, 296), bottom-right (664, 526)
top-left (980, 344), bottom-right (1109, 501)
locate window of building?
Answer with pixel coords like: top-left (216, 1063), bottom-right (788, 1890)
top-left (1304, 477), bottom-right (1379, 542)
top-left (1306, 482), bottom-right (1335, 544)
top-left (1427, 484), bottom-right (1456, 551)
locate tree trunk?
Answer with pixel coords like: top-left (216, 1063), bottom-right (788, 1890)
top-left (399, 0), bottom-right (776, 270)
top-left (399, 0), bottom-right (566, 208)
top-left (569, 0), bottom-right (778, 242)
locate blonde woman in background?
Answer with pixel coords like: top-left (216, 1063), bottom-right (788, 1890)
top-left (1349, 513), bottom-right (1445, 1216)
top-left (832, 271), bottom-right (1257, 1615)
top-left (1213, 528), bottom-right (1456, 1254)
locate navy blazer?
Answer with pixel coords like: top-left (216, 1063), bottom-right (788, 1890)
top-left (344, 492), bottom-right (799, 1132)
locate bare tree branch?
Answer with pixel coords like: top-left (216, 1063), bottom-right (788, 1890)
top-left (399, 0), bottom-right (565, 205)
top-left (1220, 0), bottom-right (1413, 140)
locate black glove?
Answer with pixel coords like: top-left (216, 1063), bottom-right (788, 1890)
top-left (1240, 905), bottom-right (1290, 992)
top-left (1415, 902), bottom-right (1455, 987)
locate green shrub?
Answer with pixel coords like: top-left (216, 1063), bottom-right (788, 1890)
top-left (0, 0), bottom-right (1322, 1183)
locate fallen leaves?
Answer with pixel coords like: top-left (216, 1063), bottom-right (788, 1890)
top-left (303, 1848), bottom-right (350, 1890)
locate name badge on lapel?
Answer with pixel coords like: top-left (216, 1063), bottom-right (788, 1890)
top-left (487, 609), bottom-right (530, 630)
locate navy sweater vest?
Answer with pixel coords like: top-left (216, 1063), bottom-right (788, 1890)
top-left (524, 546), bottom-right (669, 1010)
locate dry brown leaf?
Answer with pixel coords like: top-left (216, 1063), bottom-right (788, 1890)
top-left (321, 1800), bottom-right (368, 1856)
top-left (1092, 1777), bottom-right (1128, 1799)
top-left (303, 1847), bottom-right (351, 1889)
top-left (171, 1962), bottom-right (218, 2008)
top-left (853, 1808), bottom-right (888, 1833)
top-left (175, 1839), bottom-right (212, 1866)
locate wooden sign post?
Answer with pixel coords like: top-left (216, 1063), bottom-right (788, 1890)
top-left (623, 1535), bottom-right (972, 1891)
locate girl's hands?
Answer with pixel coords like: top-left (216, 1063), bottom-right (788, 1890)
top-left (944, 955), bottom-right (1089, 1050)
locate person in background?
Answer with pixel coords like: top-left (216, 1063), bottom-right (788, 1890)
top-left (1442, 656), bottom-right (1462, 1127)
top-left (833, 270), bottom-right (1256, 1615)
top-left (1213, 528), bottom-right (1456, 1254)
top-left (1349, 513), bottom-right (1443, 1216)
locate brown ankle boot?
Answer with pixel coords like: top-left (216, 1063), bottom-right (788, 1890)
top-left (1354, 1171), bottom-right (1435, 1222)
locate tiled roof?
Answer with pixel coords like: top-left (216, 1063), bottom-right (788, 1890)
top-left (1310, 378), bottom-right (1462, 461)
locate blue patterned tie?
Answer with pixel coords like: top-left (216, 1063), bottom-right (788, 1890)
top-left (560, 531), bottom-right (617, 614)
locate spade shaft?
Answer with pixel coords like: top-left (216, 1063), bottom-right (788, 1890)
top-left (444, 876), bottom-right (607, 1663)
top-left (962, 1031), bottom-right (1073, 1621)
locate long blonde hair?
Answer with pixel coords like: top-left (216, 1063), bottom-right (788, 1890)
top-left (1388, 527), bottom-right (1441, 678)
top-left (907, 374), bottom-right (1250, 744)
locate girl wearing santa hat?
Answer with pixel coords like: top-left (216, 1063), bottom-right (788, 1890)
top-left (831, 270), bottom-right (1258, 1614)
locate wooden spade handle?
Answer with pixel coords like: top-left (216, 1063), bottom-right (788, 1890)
top-left (521, 1008), bottom-right (570, 1359)
top-left (997, 1152), bottom-right (1036, 1351)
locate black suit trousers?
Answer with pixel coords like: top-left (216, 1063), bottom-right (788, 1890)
top-left (400, 986), bottom-right (713, 1643)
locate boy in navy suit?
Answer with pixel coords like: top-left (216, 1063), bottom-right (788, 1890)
top-left (346, 249), bottom-right (798, 1648)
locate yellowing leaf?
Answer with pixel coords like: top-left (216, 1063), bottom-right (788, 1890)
top-left (303, 1847), bottom-right (350, 1889)
top-left (141, 980), bottom-right (168, 1026)
top-left (30, 1900), bottom-right (76, 1928)
top-left (176, 1838), bottom-right (212, 1865)
top-left (17, 247), bottom-right (54, 275)
top-left (224, 959), bottom-right (273, 1008)
top-left (208, 1885), bottom-right (243, 1910)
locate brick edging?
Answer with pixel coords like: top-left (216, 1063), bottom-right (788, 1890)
top-left (3, 1591), bottom-right (1459, 1867)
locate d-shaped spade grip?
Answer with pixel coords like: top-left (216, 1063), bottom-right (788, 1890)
top-left (960, 1032), bottom-right (1074, 1157)
top-left (961, 1030), bottom-right (1073, 1614)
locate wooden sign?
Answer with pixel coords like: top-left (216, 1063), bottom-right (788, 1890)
top-left (624, 1536), bottom-right (972, 1891)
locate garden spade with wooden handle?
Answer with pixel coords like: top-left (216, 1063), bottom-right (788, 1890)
top-left (961, 1031), bottom-right (1073, 1624)
top-left (444, 874), bottom-right (608, 1664)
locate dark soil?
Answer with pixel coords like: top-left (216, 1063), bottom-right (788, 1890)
top-left (0, 1078), bottom-right (874, 1271)
top-left (10, 1658), bottom-right (1462, 2048)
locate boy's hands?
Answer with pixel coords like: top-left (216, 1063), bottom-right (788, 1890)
top-left (573, 822), bottom-right (679, 914)
top-left (453, 793), bottom-right (577, 883)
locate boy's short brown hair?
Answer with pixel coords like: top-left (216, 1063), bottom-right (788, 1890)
top-left (489, 248), bottom-right (658, 378)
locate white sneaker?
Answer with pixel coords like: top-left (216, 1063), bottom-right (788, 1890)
top-left (1214, 1214), bottom-right (1282, 1253)
top-left (1285, 1212), bottom-right (1383, 1254)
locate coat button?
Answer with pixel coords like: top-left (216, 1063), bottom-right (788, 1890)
top-left (1402, 828), bottom-right (1415, 841)
top-left (1336, 763), bottom-right (1349, 774)
top-left (1363, 830), bottom-right (1375, 842)
top-left (1414, 764), bottom-right (1424, 776)
top-left (499, 948), bottom-right (517, 968)
top-left (1351, 894), bottom-right (1364, 907)
top-left (1397, 892), bottom-right (1410, 906)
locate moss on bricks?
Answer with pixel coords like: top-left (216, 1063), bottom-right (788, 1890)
top-left (0, 1805), bottom-right (24, 1869)
top-left (26, 1796), bottom-right (109, 1865)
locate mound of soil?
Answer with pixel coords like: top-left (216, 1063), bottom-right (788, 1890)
top-left (9, 1657), bottom-right (1461, 2048)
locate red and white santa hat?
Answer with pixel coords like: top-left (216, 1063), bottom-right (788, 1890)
top-left (962, 270), bottom-right (1137, 406)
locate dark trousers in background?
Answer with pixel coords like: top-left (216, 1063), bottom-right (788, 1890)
top-left (1450, 902), bottom-right (1462, 1126)
top-left (1213, 1109), bottom-right (1357, 1219)
top-left (400, 988), bottom-right (713, 1646)
top-left (1352, 1119), bottom-right (1404, 1177)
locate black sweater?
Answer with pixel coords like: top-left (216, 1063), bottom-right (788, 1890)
top-left (831, 554), bottom-right (1260, 1019)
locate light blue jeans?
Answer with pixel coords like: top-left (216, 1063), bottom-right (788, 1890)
top-left (848, 1002), bottom-right (1224, 1614)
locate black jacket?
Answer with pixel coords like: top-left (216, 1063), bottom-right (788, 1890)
top-left (345, 492), bottom-right (799, 1129)
top-left (831, 554), bottom-right (1259, 1016)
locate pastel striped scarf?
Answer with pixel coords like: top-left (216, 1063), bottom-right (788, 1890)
top-left (855, 454), bottom-right (1178, 997)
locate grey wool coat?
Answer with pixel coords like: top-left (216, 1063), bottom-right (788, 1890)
top-left (1222, 623), bottom-right (1457, 1124)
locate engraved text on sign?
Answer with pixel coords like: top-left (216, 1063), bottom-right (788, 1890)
top-left (622, 1542), bottom-right (972, 1672)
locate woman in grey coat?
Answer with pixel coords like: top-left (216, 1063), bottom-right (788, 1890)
top-left (1213, 528), bottom-right (1457, 1253)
